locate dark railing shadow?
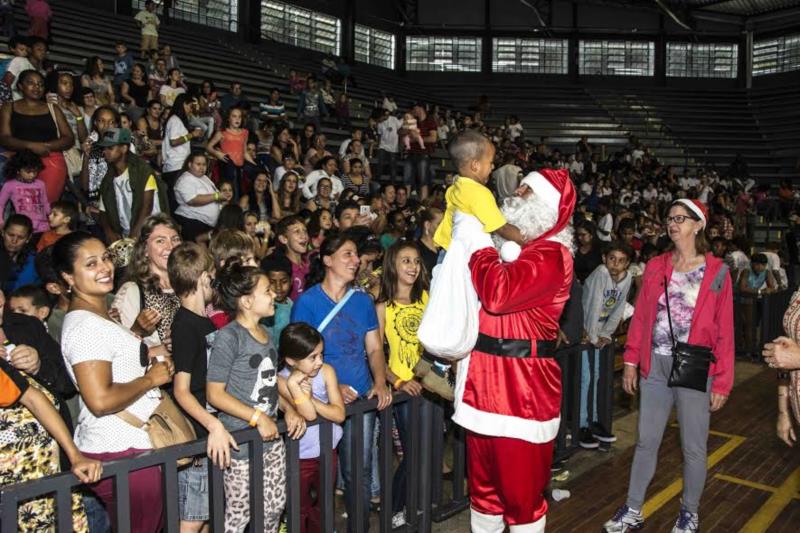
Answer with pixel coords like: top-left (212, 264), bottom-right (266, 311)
top-left (0, 341), bottom-right (664, 533)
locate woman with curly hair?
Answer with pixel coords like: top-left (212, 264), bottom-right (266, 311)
top-left (111, 213), bottom-right (182, 348)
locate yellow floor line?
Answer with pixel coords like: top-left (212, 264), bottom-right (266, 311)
top-left (713, 473), bottom-right (777, 493)
top-left (642, 435), bottom-right (746, 518)
top-left (738, 466), bottom-right (800, 533)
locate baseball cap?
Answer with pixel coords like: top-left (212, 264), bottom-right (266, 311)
top-left (96, 128), bottom-right (132, 147)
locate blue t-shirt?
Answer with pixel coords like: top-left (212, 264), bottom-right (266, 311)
top-left (261, 299), bottom-right (293, 346)
top-left (290, 284), bottom-right (378, 395)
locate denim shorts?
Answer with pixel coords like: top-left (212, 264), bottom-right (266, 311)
top-left (178, 458), bottom-right (209, 521)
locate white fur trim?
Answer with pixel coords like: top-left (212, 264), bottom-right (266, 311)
top-left (521, 172), bottom-right (560, 213)
top-left (509, 515), bottom-right (546, 533)
top-left (674, 199), bottom-right (706, 227)
top-left (453, 354), bottom-right (561, 444)
top-left (471, 508), bottom-right (506, 533)
top-left (500, 241), bottom-right (522, 262)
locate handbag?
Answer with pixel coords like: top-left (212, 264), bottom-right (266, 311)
top-left (663, 276), bottom-right (716, 392)
top-left (47, 102), bottom-right (83, 177)
top-left (117, 392), bottom-right (198, 467)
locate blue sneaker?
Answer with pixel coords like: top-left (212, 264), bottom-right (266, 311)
top-left (603, 505), bottom-right (644, 532)
top-left (671, 507), bottom-right (699, 533)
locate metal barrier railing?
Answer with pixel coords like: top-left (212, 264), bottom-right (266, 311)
top-left (736, 290), bottom-right (793, 358)
top-left (0, 343), bottom-right (616, 533)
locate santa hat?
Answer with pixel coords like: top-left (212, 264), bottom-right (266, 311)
top-left (521, 169), bottom-right (576, 240)
top-left (674, 199), bottom-right (708, 228)
top-left (499, 169), bottom-right (576, 262)
top-left (521, 171), bottom-right (561, 213)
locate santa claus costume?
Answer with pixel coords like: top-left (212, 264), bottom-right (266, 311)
top-left (452, 169), bottom-right (576, 533)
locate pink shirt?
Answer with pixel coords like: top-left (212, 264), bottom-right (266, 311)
top-left (0, 179), bottom-right (51, 232)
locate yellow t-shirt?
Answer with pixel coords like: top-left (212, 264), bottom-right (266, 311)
top-left (433, 176), bottom-right (506, 250)
top-left (385, 292), bottom-right (428, 382)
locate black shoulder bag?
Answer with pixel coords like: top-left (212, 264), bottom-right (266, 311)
top-left (663, 276), bottom-right (716, 392)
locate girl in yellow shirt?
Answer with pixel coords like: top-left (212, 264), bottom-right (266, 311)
top-left (375, 240), bottom-right (428, 523)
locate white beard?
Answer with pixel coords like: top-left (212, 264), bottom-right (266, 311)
top-left (494, 194), bottom-right (575, 254)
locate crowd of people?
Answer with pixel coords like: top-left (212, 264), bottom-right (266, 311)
top-left (0, 2), bottom-right (799, 533)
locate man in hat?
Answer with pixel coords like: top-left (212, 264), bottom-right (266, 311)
top-left (452, 168), bottom-right (576, 533)
top-left (97, 128), bottom-right (169, 241)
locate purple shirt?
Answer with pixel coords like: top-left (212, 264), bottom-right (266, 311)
top-left (0, 179), bottom-right (51, 232)
top-left (290, 256), bottom-right (310, 301)
top-left (278, 367), bottom-right (343, 459)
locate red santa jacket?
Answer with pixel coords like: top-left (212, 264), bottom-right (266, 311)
top-left (452, 240), bottom-right (573, 443)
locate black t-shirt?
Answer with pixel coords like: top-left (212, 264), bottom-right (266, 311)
top-left (418, 239), bottom-right (438, 279)
top-left (574, 245), bottom-right (603, 284)
top-left (171, 306), bottom-right (217, 437)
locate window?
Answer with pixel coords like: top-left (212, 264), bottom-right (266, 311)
top-left (666, 42), bottom-right (738, 78)
top-left (132, 0), bottom-right (238, 32)
top-left (753, 33), bottom-right (800, 76)
top-left (261, 1), bottom-right (341, 55)
top-left (355, 25), bottom-right (395, 69)
top-left (406, 36), bottom-right (482, 72)
top-left (492, 38), bottom-right (568, 74)
top-left (579, 40), bottom-right (654, 76)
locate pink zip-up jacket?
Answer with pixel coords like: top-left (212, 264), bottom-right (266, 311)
top-left (623, 252), bottom-right (735, 396)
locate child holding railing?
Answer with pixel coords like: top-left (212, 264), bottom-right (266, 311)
top-left (278, 322), bottom-right (345, 533)
top-left (206, 260), bottom-right (306, 533)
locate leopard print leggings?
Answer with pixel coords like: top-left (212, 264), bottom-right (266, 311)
top-left (223, 440), bottom-right (287, 533)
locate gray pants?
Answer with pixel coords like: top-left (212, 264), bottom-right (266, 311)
top-left (626, 353), bottom-right (711, 513)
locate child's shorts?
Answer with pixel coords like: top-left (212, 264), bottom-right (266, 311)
top-left (178, 457), bottom-right (209, 522)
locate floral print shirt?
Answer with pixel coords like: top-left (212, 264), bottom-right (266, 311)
top-left (652, 264), bottom-right (706, 356)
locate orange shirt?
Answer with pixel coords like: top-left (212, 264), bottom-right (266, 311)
top-left (0, 358), bottom-right (28, 407)
top-left (36, 229), bottom-right (67, 252)
top-left (220, 128), bottom-right (247, 167)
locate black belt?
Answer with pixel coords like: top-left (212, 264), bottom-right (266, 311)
top-left (474, 333), bottom-right (556, 358)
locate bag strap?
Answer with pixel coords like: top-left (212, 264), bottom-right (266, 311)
top-left (663, 276), bottom-right (676, 348)
top-left (116, 409), bottom-right (147, 428)
top-left (47, 102), bottom-right (60, 139)
top-left (318, 288), bottom-right (355, 333)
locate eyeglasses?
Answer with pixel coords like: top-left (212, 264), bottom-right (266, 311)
top-left (664, 215), bottom-right (696, 225)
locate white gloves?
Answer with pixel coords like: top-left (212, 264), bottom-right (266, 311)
top-left (452, 211), bottom-right (493, 255)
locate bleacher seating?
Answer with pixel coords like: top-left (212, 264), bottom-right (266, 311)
top-left (15, 0), bottom-right (799, 186)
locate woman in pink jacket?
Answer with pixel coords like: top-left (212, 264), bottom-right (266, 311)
top-left (26, 0), bottom-right (52, 40)
top-left (603, 199), bottom-right (734, 533)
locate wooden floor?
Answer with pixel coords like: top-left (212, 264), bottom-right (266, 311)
top-left (547, 368), bottom-right (800, 532)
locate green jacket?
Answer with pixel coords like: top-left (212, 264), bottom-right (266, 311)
top-left (99, 153), bottom-right (169, 236)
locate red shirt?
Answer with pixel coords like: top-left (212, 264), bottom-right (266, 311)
top-left (407, 116), bottom-right (437, 155)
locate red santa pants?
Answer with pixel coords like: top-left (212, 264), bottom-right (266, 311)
top-left (466, 431), bottom-right (553, 526)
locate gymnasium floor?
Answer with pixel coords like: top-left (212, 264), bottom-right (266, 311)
top-left (434, 361), bottom-right (800, 532)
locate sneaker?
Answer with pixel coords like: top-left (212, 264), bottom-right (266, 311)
top-left (672, 507), bottom-right (699, 533)
top-left (592, 423), bottom-right (618, 443)
top-left (392, 511), bottom-right (407, 528)
top-left (603, 505), bottom-right (644, 532)
top-left (551, 459), bottom-right (566, 473)
top-left (578, 428), bottom-right (600, 449)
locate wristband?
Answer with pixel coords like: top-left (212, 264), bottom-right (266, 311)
top-left (293, 393), bottom-right (310, 405)
top-left (214, 191), bottom-right (220, 201)
top-left (393, 378), bottom-right (404, 390)
top-left (248, 408), bottom-right (263, 427)
top-left (75, 116), bottom-right (84, 122)
top-left (184, 134), bottom-right (191, 143)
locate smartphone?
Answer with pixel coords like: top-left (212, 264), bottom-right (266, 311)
top-left (46, 93), bottom-right (58, 104)
top-left (360, 205), bottom-right (371, 216)
top-left (88, 131), bottom-right (99, 143)
top-left (3, 341), bottom-right (16, 360)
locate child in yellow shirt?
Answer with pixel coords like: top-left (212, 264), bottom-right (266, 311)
top-left (433, 131), bottom-right (524, 251)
